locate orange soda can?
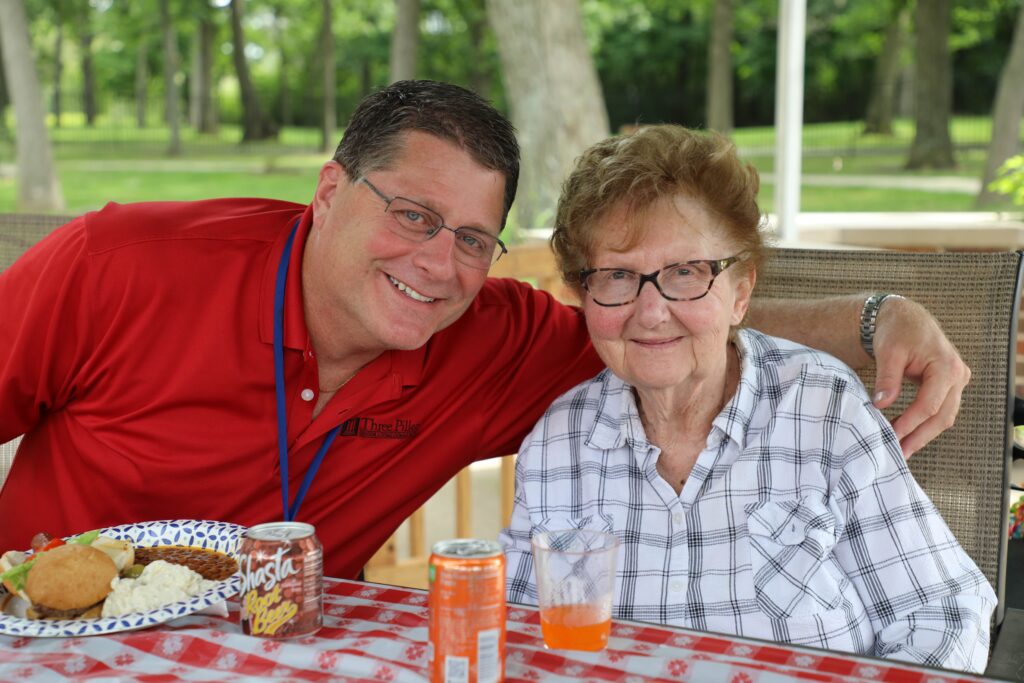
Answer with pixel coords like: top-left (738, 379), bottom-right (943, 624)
top-left (428, 539), bottom-right (506, 683)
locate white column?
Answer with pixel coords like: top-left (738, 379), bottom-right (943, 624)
top-left (773, 0), bottom-right (807, 242)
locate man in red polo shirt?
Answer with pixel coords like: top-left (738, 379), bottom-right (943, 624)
top-left (0, 81), bottom-right (969, 578)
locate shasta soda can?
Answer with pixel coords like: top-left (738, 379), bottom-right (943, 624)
top-left (238, 521), bottom-right (323, 638)
top-left (428, 539), bottom-right (506, 683)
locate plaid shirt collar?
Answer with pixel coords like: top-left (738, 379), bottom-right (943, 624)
top-left (586, 329), bottom-right (759, 458)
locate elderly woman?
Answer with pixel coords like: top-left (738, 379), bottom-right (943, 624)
top-left (500, 125), bottom-right (995, 672)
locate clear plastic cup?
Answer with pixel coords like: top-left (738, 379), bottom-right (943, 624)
top-left (531, 529), bottom-right (619, 651)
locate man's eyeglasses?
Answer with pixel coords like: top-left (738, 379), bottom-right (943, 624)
top-left (361, 178), bottom-right (507, 269)
top-left (580, 256), bottom-right (741, 307)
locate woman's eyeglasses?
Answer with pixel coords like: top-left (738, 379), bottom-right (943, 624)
top-left (579, 256), bottom-right (741, 307)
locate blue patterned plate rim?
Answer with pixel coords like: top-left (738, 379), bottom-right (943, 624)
top-left (0, 519), bottom-right (246, 638)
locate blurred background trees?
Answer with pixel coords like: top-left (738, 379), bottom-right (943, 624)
top-left (0, 0), bottom-right (1021, 216)
top-left (0, 0), bottom-right (63, 210)
top-left (979, 1), bottom-right (1024, 206)
top-left (487, 0), bottom-right (608, 230)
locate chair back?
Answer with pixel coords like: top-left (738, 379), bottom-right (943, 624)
top-left (755, 247), bottom-right (1024, 626)
top-left (0, 212), bottom-right (73, 273)
top-left (489, 240), bottom-right (578, 305)
top-left (0, 213), bottom-right (75, 485)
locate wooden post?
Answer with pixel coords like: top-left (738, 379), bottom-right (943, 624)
top-left (456, 468), bottom-right (472, 538)
top-left (501, 455), bottom-right (516, 527)
top-left (409, 509), bottom-right (426, 559)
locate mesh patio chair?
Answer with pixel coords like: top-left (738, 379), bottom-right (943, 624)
top-left (0, 212), bottom-right (74, 485)
top-left (0, 212), bottom-right (72, 272)
top-left (755, 247), bottom-right (1024, 675)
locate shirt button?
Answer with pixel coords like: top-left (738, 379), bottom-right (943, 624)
top-left (300, 388), bottom-right (315, 401)
top-left (670, 580), bottom-right (683, 592)
top-left (672, 513), bottom-right (683, 525)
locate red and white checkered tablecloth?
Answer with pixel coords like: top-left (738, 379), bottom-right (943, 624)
top-left (0, 578), bottom-right (998, 682)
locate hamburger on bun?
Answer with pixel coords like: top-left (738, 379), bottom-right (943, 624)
top-left (24, 544), bottom-right (117, 619)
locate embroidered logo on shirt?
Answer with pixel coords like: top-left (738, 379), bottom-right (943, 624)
top-left (339, 417), bottom-right (420, 440)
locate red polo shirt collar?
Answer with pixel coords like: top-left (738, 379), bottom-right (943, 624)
top-left (256, 205), bottom-right (425, 439)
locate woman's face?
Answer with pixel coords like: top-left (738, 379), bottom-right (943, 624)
top-left (582, 195), bottom-right (755, 392)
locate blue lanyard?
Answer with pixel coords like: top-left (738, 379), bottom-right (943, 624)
top-left (274, 222), bottom-right (342, 521)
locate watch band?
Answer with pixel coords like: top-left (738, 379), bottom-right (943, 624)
top-left (860, 293), bottom-right (904, 359)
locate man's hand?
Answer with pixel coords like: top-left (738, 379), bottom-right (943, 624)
top-left (870, 297), bottom-right (971, 458)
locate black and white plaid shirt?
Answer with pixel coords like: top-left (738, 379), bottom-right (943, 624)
top-left (501, 328), bottom-right (995, 672)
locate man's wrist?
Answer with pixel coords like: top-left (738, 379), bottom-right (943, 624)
top-left (860, 293), bottom-right (905, 359)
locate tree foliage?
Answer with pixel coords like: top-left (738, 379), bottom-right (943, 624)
top-left (988, 154), bottom-right (1024, 205)
top-left (0, 0), bottom-right (1018, 142)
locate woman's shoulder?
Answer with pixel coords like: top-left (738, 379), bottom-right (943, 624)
top-left (519, 369), bottom-right (626, 450)
top-left (738, 328), bottom-right (868, 400)
top-left (541, 368), bottom-right (621, 419)
top-left (737, 329), bottom-right (898, 468)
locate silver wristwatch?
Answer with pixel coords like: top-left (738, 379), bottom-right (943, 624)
top-left (860, 293), bottom-right (904, 359)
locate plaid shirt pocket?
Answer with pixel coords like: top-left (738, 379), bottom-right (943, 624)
top-left (745, 497), bottom-right (845, 619)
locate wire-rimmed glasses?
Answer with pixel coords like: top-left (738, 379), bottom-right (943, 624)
top-left (579, 256), bottom-right (741, 307)
top-left (361, 177), bottom-right (507, 269)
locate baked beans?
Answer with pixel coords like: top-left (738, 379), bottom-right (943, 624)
top-left (134, 546), bottom-right (238, 581)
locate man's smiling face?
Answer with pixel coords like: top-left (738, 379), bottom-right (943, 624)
top-left (304, 130), bottom-right (507, 359)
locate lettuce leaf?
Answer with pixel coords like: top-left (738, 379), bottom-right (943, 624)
top-left (0, 558), bottom-right (35, 592)
top-left (70, 530), bottom-right (100, 545)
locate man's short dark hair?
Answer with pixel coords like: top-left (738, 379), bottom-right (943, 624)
top-left (335, 80), bottom-right (520, 228)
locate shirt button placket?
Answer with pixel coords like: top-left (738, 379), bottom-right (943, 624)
top-left (668, 507), bottom-right (688, 601)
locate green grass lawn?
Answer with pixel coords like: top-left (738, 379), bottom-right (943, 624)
top-left (746, 147), bottom-right (992, 177)
top-left (731, 115), bottom-right (1008, 154)
top-left (2, 164), bottom-right (1003, 222)
top-left (0, 163), bottom-right (322, 215)
top-left (759, 184), bottom-right (998, 213)
top-left (0, 116), bottom-right (1020, 222)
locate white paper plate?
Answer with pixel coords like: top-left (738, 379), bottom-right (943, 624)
top-left (0, 519), bottom-right (245, 637)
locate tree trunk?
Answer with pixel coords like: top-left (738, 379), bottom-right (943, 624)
top-left (229, 0), bottom-right (275, 141)
top-left (389, 0), bottom-right (418, 83)
top-left (361, 60), bottom-right (371, 99)
top-left (135, 36), bottom-right (149, 128)
top-left (320, 0), bottom-right (336, 153)
top-left (52, 19), bottom-right (63, 128)
top-left (272, 4), bottom-right (290, 128)
top-left (189, 25), bottom-right (200, 128)
top-left (896, 39), bottom-right (914, 118)
top-left (77, 0), bottom-right (96, 127)
top-left (486, 0), bottom-right (609, 230)
top-left (278, 43), bottom-right (290, 128)
top-left (0, 34), bottom-right (9, 141)
top-left (978, 2), bottom-right (1024, 207)
top-left (0, 0), bottom-right (65, 211)
top-left (195, 16), bottom-right (216, 133)
top-left (454, 0), bottom-right (490, 97)
top-left (159, 0), bottom-right (181, 156)
top-left (864, 1), bottom-right (907, 135)
top-left (905, 0), bottom-right (955, 169)
top-left (706, 0), bottom-right (734, 134)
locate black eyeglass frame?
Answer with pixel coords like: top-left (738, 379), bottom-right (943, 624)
top-left (579, 256), bottom-right (742, 307)
top-left (361, 177), bottom-right (508, 268)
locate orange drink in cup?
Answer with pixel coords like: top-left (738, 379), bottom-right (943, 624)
top-left (531, 529), bottom-right (619, 651)
top-left (539, 603), bottom-right (612, 650)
